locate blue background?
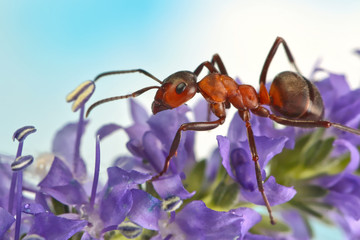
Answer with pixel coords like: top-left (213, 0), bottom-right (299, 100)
top-left (1, 1), bottom-right (360, 239)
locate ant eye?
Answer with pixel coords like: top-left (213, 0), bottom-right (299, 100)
top-left (175, 82), bottom-right (187, 94)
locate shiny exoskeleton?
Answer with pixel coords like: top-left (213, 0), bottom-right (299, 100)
top-left (85, 37), bottom-right (360, 225)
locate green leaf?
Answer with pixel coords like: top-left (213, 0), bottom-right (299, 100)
top-left (182, 160), bottom-right (206, 197)
top-left (211, 182), bottom-right (239, 208)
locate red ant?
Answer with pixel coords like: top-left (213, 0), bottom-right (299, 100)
top-left (85, 37), bottom-right (360, 225)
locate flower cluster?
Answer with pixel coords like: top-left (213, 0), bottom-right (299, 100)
top-left (1, 57), bottom-right (360, 240)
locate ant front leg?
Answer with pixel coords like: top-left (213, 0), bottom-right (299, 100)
top-left (258, 37), bottom-right (302, 105)
top-left (238, 109), bottom-right (276, 225)
top-left (151, 103), bottom-right (226, 181)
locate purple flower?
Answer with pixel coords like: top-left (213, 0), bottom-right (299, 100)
top-left (0, 207), bottom-right (15, 239)
top-left (38, 157), bottom-right (89, 205)
top-left (52, 107), bottom-right (88, 180)
top-left (27, 212), bottom-right (87, 240)
top-left (155, 200), bottom-right (264, 240)
top-left (99, 99), bottom-right (195, 177)
top-left (217, 134), bottom-right (296, 207)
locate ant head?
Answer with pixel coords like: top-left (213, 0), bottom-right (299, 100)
top-left (152, 71), bottom-right (197, 114)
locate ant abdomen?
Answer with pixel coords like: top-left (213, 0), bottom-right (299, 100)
top-left (269, 71), bottom-right (324, 121)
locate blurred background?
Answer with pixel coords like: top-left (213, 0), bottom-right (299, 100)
top-left (1, 1), bottom-right (359, 239)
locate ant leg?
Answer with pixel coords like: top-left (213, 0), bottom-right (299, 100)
top-left (252, 106), bottom-right (360, 135)
top-left (193, 61), bottom-right (218, 76)
top-left (152, 102), bottom-right (226, 181)
top-left (258, 37), bottom-right (302, 104)
top-left (211, 54), bottom-right (228, 75)
top-left (238, 110), bottom-right (276, 225)
top-left (151, 117), bottom-right (225, 181)
top-left (93, 69), bottom-right (162, 84)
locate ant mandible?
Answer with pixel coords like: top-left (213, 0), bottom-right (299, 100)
top-left (85, 37), bottom-right (360, 225)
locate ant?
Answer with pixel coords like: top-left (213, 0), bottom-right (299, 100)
top-left (85, 37), bottom-right (360, 225)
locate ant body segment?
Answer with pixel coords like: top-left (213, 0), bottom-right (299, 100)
top-left (85, 37), bottom-right (360, 225)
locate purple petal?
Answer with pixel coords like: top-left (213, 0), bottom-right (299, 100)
top-left (143, 131), bottom-right (165, 173)
top-left (282, 210), bottom-right (311, 240)
top-left (96, 123), bottom-right (123, 141)
top-left (125, 124), bottom-right (150, 142)
top-left (22, 202), bottom-right (46, 215)
top-left (331, 89), bottom-right (360, 124)
top-left (241, 176), bottom-right (296, 206)
top-left (335, 213), bottom-right (360, 239)
top-left (0, 207), bottom-right (15, 238)
top-left (147, 106), bottom-right (189, 149)
top-left (330, 174), bottom-right (360, 197)
top-left (334, 139), bottom-right (360, 174)
top-left (128, 189), bottom-right (161, 230)
top-left (80, 232), bottom-right (94, 240)
top-left (38, 157), bottom-right (88, 205)
top-left (227, 111), bottom-right (294, 149)
top-left (35, 192), bottom-right (51, 212)
top-left (218, 134), bottom-right (288, 191)
top-left (230, 148), bottom-right (257, 190)
top-left (130, 99), bottom-right (149, 124)
top-left (168, 200), bottom-right (243, 240)
top-left (326, 191), bottom-right (360, 220)
top-left (193, 99), bottom-right (217, 122)
top-left (217, 135), bottom-right (234, 179)
top-left (315, 139), bottom-right (360, 188)
top-left (205, 148), bottom-right (221, 182)
top-left (107, 167), bottom-right (151, 188)
top-left (152, 174), bottom-right (195, 200)
top-left (227, 114), bottom-right (248, 142)
top-left (100, 186), bottom-right (133, 227)
top-left (229, 207), bottom-right (261, 240)
top-left (52, 121), bottom-right (88, 175)
top-left (113, 156), bottom-right (149, 172)
top-left (28, 212), bottom-right (87, 240)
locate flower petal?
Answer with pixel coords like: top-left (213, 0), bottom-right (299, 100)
top-left (100, 186), bottom-right (133, 227)
top-left (96, 123), bottom-right (123, 141)
top-left (229, 207), bottom-right (262, 240)
top-left (38, 157), bottom-right (88, 205)
top-left (52, 121), bottom-right (88, 175)
top-left (152, 174), bottom-right (195, 200)
top-left (0, 207), bottom-right (15, 238)
top-left (107, 167), bottom-right (151, 188)
top-left (241, 176), bottom-right (296, 206)
top-left (127, 189), bottom-right (161, 230)
top-left (165, 200), bottom-right (243, 240)
top-left (130, 99), bottom-right (149, 124)
top-left (28, 212), bottom-right (87, 240)
top-left (325, 191), bottom-right (360, 220)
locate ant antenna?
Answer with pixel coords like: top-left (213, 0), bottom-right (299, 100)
top-left (93, 69), bottom-right (163, 84)
top-left (85, 69), bottom-right (163, 117)
top-left (85, 86), bottom-right (160, 118)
